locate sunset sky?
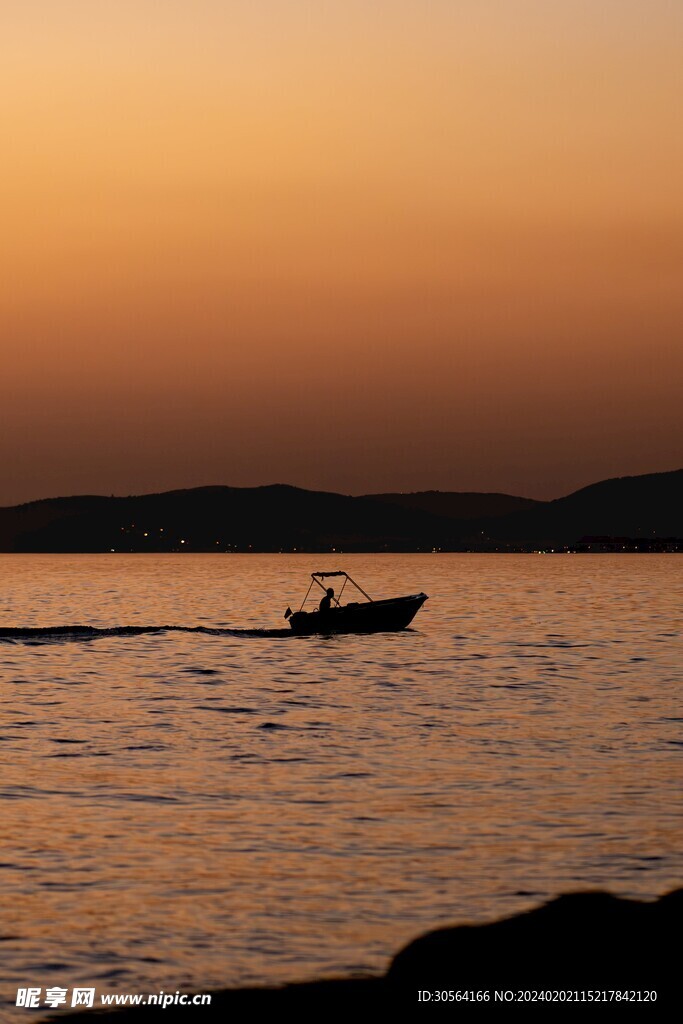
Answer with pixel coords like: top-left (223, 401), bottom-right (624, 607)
top-left (2, 1), bottom-right (681, 505)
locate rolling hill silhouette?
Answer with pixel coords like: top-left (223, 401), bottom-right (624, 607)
top-left (480, 468), bottom-right (682, 547)
top-left (0, 469), bottom-right (680, 552)
top-left (362, 491), bottom-right (540, 520)
top-left (0, 485), bottom-right (451, 553)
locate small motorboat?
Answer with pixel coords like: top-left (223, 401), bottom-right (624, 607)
top-left (284, 571), bottom-right (428, 635)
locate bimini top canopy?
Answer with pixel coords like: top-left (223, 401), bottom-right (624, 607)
top-left (299, 571), bottom-right (373, 610)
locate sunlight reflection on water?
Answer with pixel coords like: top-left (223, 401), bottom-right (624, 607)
top-left (0, 554), bottom-right (681, 1018)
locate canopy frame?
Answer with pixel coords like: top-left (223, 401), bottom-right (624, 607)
top-left (298, 571), bottom-right (373, 612)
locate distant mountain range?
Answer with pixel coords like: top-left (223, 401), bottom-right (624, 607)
top-left (364, 491), bottom-right (541, 520)
top-left (0, 469), bottom-right (680, 553)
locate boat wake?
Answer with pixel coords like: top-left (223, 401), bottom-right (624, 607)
top-left (0, 624), bottom-right (296, 644)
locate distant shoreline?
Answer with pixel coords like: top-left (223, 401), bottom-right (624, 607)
top-left (1, 468), bottom-right (680, 554)
top-left (1, 545), bottom-right (681, 554)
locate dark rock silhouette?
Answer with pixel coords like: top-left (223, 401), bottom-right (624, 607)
top-left (1, 469), bottom-right (681, 552)
top-left (47, 889), bottom-right (679, 1019)
top-left (388, 888), bottom-right (680, 1001)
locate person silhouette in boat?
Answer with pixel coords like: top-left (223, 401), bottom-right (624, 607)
top-left (319, 587), bottom-right (336, 614)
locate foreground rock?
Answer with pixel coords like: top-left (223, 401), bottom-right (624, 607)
top-left (50, 889), bottom-right (679, 1019)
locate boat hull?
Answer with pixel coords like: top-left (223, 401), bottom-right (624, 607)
top-left (288, 593), bottom-right (428, 635)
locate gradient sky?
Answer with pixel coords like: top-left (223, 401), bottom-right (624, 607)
top-left (2, 1), bottom-right (681, 504)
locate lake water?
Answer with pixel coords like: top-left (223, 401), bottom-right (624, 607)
top-left (0, 554), bottom-right (680, 1018)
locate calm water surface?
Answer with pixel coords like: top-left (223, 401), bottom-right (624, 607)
top-left (0, 554), bottom-right (680, 1018)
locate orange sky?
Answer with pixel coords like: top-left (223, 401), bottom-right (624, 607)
top-left (2, 1), bottom-right (682, 504)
